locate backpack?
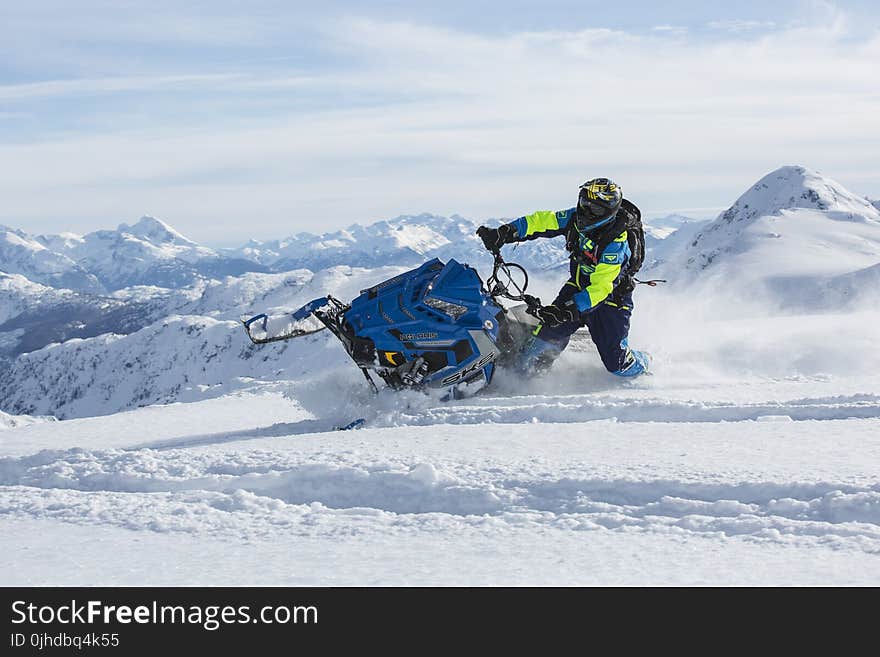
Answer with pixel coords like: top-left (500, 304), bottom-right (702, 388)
top-left (616, 198), bottom-right (646, 279)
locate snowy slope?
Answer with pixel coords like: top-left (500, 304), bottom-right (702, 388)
top-left (0, 271), bottom-right (205, 359)
top-left (4, 166), bottom-right (880, 420)
top-left (647, 166), bottom-right (880, 310)
top-left (0, 272), bottom-right (73, 325)
top-left (1, 380), bottom-right (878, 585)
top-left (1, 166), bottom-right (879, 585)
top-left (0, 264), bottom-right (412, 419)
top-left (0, 409), bottom-right (54, 430)
top-left (0, 315), bottom-right (322, 419)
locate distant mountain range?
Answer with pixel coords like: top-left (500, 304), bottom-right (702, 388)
top-left (1, 216), bottom-right (267, 294)
top-left (2, 209), bottom-right (701, 297)
top-left (1, 165), bottom-right (878, 421)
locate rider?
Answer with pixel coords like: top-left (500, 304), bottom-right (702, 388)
top-left (476, 178), bottom-right (650, 377)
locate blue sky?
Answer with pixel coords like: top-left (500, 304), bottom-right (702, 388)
top-left (1, 0), bottom-right (878, 244)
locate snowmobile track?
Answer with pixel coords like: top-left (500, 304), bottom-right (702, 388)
top-left (1, 446), bottom-right (879, 552)
top-left (384, 392), bottom-right (880, 427)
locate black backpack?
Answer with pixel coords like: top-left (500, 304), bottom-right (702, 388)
top-left (616, 198), bottom-right (646, 280)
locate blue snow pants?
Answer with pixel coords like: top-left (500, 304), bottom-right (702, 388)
top-left (527, 282), bottom-right (634, 373)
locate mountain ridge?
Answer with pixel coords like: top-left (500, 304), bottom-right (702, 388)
top-left (3, 164), bottom-right (879, 420)
top-left (648, 166), bottom-right (880, 289)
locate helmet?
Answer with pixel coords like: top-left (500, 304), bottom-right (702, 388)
top-left (576, 178), bottom-right (622, 232)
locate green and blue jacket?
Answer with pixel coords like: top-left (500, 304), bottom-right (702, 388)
top-left (508, 208), bottom-right (631, 314)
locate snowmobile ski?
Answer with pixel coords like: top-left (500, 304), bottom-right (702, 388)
top-left (336, 418), bottom-right (366, 431)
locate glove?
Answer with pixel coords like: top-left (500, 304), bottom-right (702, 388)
top-left (611, 274), bottom-right (636, 301)
top-left (476, 224), bottom-right (516, 253)
top-left (536, 304), bottom-right (577, 328)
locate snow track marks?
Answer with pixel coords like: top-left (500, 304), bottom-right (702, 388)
top-left (2, 446), bottom-right (879, 552)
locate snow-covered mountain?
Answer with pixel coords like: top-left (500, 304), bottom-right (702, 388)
top-left (226, 213), bottom-right (466, 270)
top-left (3, 166), bottom-right (880, 587)
top-left (2, 212), bottom-right (569, 297)
top-left (36, 216), bottom-right (269, 291)
top-left (222, 212), bottom-right (571, 274)
top-left (1, 225), bottom-right (103, 293)
top-left (0, 272), bottom-right (71, 326)
top-left (0, 264), bottom-right (411, 419)
top-left (2, 165), bottom-right (879, 422)
top-left (0, 211), bottom-right (565, 358)
top-left (0, 269), bottom-right (206, 360)
top-left (643, 213), bottom-right (701, 240)
top-left (647, 166), bottom-right (880, 309)
top-left (5, 217), bottom-right (259, 293)
top-left (0, 315), bottom-right (292, 419)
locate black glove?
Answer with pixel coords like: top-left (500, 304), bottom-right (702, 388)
top-left (536, 304), bottom-right (577, 328)
top-left (476, 224), bottom-right (516, 253)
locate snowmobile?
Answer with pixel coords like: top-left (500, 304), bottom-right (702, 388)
top-left (241, 255), bottom-right (544, 398)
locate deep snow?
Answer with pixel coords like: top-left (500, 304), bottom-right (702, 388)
top-left (2, 389), bottom-right (878, 585)
top-left (2, 296), bottom-right (878, 584)
top-left (1, 165), bottom-right (879, 585)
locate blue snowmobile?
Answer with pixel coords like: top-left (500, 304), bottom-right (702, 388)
top-left (241, 256), bottom-right (544, 398)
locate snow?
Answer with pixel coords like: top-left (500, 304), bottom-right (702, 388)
top-left (646, 165), bottom-right (880, 312)
top-left (0, 410), bottom-right (54, 430)
top-left (1, 164), bottom-right (879, 584)
top-left (0, 272), bottom-right (65, 324)
top-left (1, 226), bottom-right (102, 293)
top-left (1, 391), bottom-right (878, 585)
top-left (118, 215), bottom-right (199, 247)
top-left (222, 213), bottom-right (491, 273)
top-left (643, 213), bottom-right (701, 240)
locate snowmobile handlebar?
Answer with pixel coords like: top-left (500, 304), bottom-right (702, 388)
top-left (487, 253), bottom-right (542, 316)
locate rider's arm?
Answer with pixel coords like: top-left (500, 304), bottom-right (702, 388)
top-left (572, 234), bottom-right (630, 313)
top-left (508, 208), bottom-right (575, 241)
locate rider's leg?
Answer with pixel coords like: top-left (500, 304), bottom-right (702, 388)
top-left (517, 282), bottom-right (581, 374)
top-left (581, 296), bottom-right (650, 377)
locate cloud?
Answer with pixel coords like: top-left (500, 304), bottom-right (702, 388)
top-left (0, 74), bottom-right (249, 102)
top-left (0, 7), bottom-right (878, 242)
top-left (706, 20), bottom-right (776, 32)
top-left (652, 25), bottom-right (689, 38)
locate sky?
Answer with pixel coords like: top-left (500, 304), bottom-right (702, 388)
top-left (1, 0), bottom-right (878, 245)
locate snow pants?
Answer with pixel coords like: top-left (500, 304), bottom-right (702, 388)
top-left (527, 282), bottom-right (634, 373)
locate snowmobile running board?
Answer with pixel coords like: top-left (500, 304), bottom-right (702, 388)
top-left (241, 296), bottom-right (345, 345)
top-left (240, 313), bottom-right (327, 344)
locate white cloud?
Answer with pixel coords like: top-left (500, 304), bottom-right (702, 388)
top-left (1, 10), bottom-right (878, 242)
top-left (0, 74), bottom-right (249, 101)
top-left (652, 24), bottom-right (689, 38)
top-left (706, 20), bottom-right (777, 32)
